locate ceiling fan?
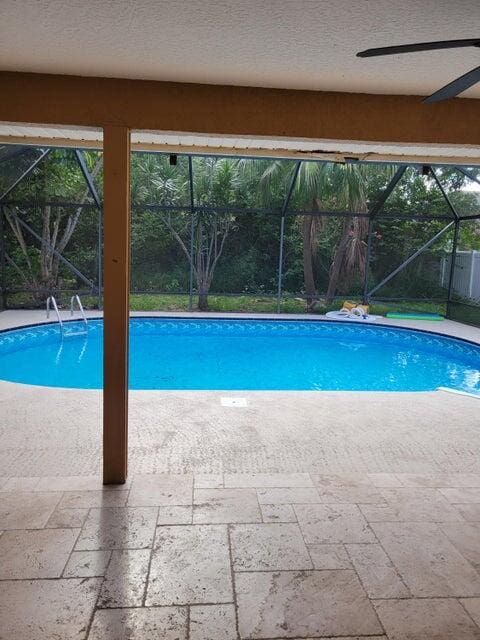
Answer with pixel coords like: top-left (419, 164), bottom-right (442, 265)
top-left (356, 38), bottom-right (480, 103)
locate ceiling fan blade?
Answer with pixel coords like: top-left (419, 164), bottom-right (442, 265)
top-left (357, 38), bottom-right (480, 57)
top-left (423, 65), bottom-right (480, 103)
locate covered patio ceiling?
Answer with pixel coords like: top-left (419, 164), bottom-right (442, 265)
top-left (2, 0), bottom-right (480, 100)
top-left (1, 1), bottom-right (478, 164)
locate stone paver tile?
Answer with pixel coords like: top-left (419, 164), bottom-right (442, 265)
top-left (299, 637), bottom-right (387, 640)
top-left (374, 598), bottom-right (480, 640)
top-left (194, 488), bottom-right (261, 523)
top-left (157, 505), bottom-right (192, 525)
top-left (0, 477), bottom-right (8, 489)
top-left (0, 528), bottom-right (78, 579)
top-left (195, 474), bottom-right (224, 488)
top-left (236, 570), bottom-right (383, 638)
top-left (360, 488), bottom-right (465, 522)
top-left (35, 475), bottom-right (128, 492)
top-left (346, 543), bottom-right (410, 598)
top-left (312, 472), bottom-right (398, 488)
top-left (88, 606), bottom-right (188, 640)
top-left (63, 550), bottom-right (111, 577)
top-left (59, 490), bottom-right (128, 509)
top-left (307, 544), bottom-right (352, 569)
top-left (440, 488), bottom-right (480, 504)
top-left (0, 476), bottom-right (40, 491)
top-left (398, 473), bottom-right (480, 488)
top-left (440, 523), bottom-right (480, 571)
top-left (128, 474), bottom-right (193, 506)
top-left (98, 549), bottom-right (151, 607)
top-left (316, 485), bottom-right (387, 504)
top-left (256, 487), bottom-right (321, 504)
top-left (360, 502), bottom-right (464, 523)
top-left (45, 506), bottom-right (89, 528)
top-left (75, 507), bottom-right (158, 550)
top-left (260, 503), bottom-right (296, 523)
top-left (312, 473), bottom-right (402, 489)
top-left (372, 522), bottom-right (480, 597)
top-left (311, 473), bottom-right (373, 487)
top-left (367, 473), bottom-right (403, 487)
top-left (382, 487), bottom-right (454, 503)
top-left (0, 578), bottom-right (101, 639)
top-left (225, 473), bottom-right (314, 488)
top-left (190, 604), bottom-right (237, 640)
top-left (146, 524), bottom-right (232, 605)
top-left (460, 598), bottom-right (480, 627)
top-left (455, 504), bottom-right (480, 521)
top-left (231, 523), bottom-right (312, 571)
top-left (295, 503), bottom-right (375, 544)
top-left (0, 491), bottom-right (61, 529)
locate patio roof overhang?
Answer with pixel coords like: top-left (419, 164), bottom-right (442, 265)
top-left (0, 71), bottom-right (479, 164)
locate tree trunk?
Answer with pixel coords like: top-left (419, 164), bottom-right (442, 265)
top-left (166, 212), bottom-right (230, 313)
top-left (325, 228), bottom-right (350, 303)
top-left (326, 214), bottom-right (368, 303)
top-left (302, 215), bottom-right (317, 310)
top-left (197, 292), bottom-right (209, 311)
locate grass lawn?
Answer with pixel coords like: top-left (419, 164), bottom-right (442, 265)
top-left (127, 293), bottom-right (447, 317)
top-left (5, 291), bottom-right (448, 317)
top-left (446, 302), bottom-right (480, 326)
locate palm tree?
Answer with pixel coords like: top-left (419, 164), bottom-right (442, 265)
top-left (325, 164), bottom-right (369, 303)
top-left (259, 160), bottom-right (370, 309)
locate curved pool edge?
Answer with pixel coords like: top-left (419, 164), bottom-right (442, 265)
top-left (1, 312), bottom-right (478, 348)
top-left (0, 375), bottom-right (475, 397)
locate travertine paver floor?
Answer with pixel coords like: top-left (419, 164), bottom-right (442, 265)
top-left (2, 473), bottom-right (480, 639)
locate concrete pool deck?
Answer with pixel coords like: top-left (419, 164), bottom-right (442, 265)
top-left (0, 310), bottom-right (480, 639)
top-left (0, 309), bottom-right (479, 477)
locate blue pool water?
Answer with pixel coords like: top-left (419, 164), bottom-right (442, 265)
top-left (0, 318), bottom-right (479, 393)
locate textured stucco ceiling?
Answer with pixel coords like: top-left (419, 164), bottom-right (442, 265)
top-left (1, 0), bottom-right (479, 99)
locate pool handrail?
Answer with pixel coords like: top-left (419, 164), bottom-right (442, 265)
top-left (46, 295), bottom-right (63, 330)
top-left (70, 295), bottom-right (88, 329)
top-left (46, 295), bottom-right (88, 337)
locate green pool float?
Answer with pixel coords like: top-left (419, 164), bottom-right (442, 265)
top-left (386, 312), bottom-right (444, 321)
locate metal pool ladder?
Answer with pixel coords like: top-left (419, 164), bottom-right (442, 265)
top-left (46, 295), bottom-right (88, 337)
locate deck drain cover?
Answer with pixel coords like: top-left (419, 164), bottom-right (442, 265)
top-left (221, 397), bottom-right (248, 407)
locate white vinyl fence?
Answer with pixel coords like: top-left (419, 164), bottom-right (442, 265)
top-left (440, 251), bottom-right (480, 303)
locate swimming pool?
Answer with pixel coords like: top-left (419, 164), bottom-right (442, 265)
top-left (0, 318), bottom-right (479, 393)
